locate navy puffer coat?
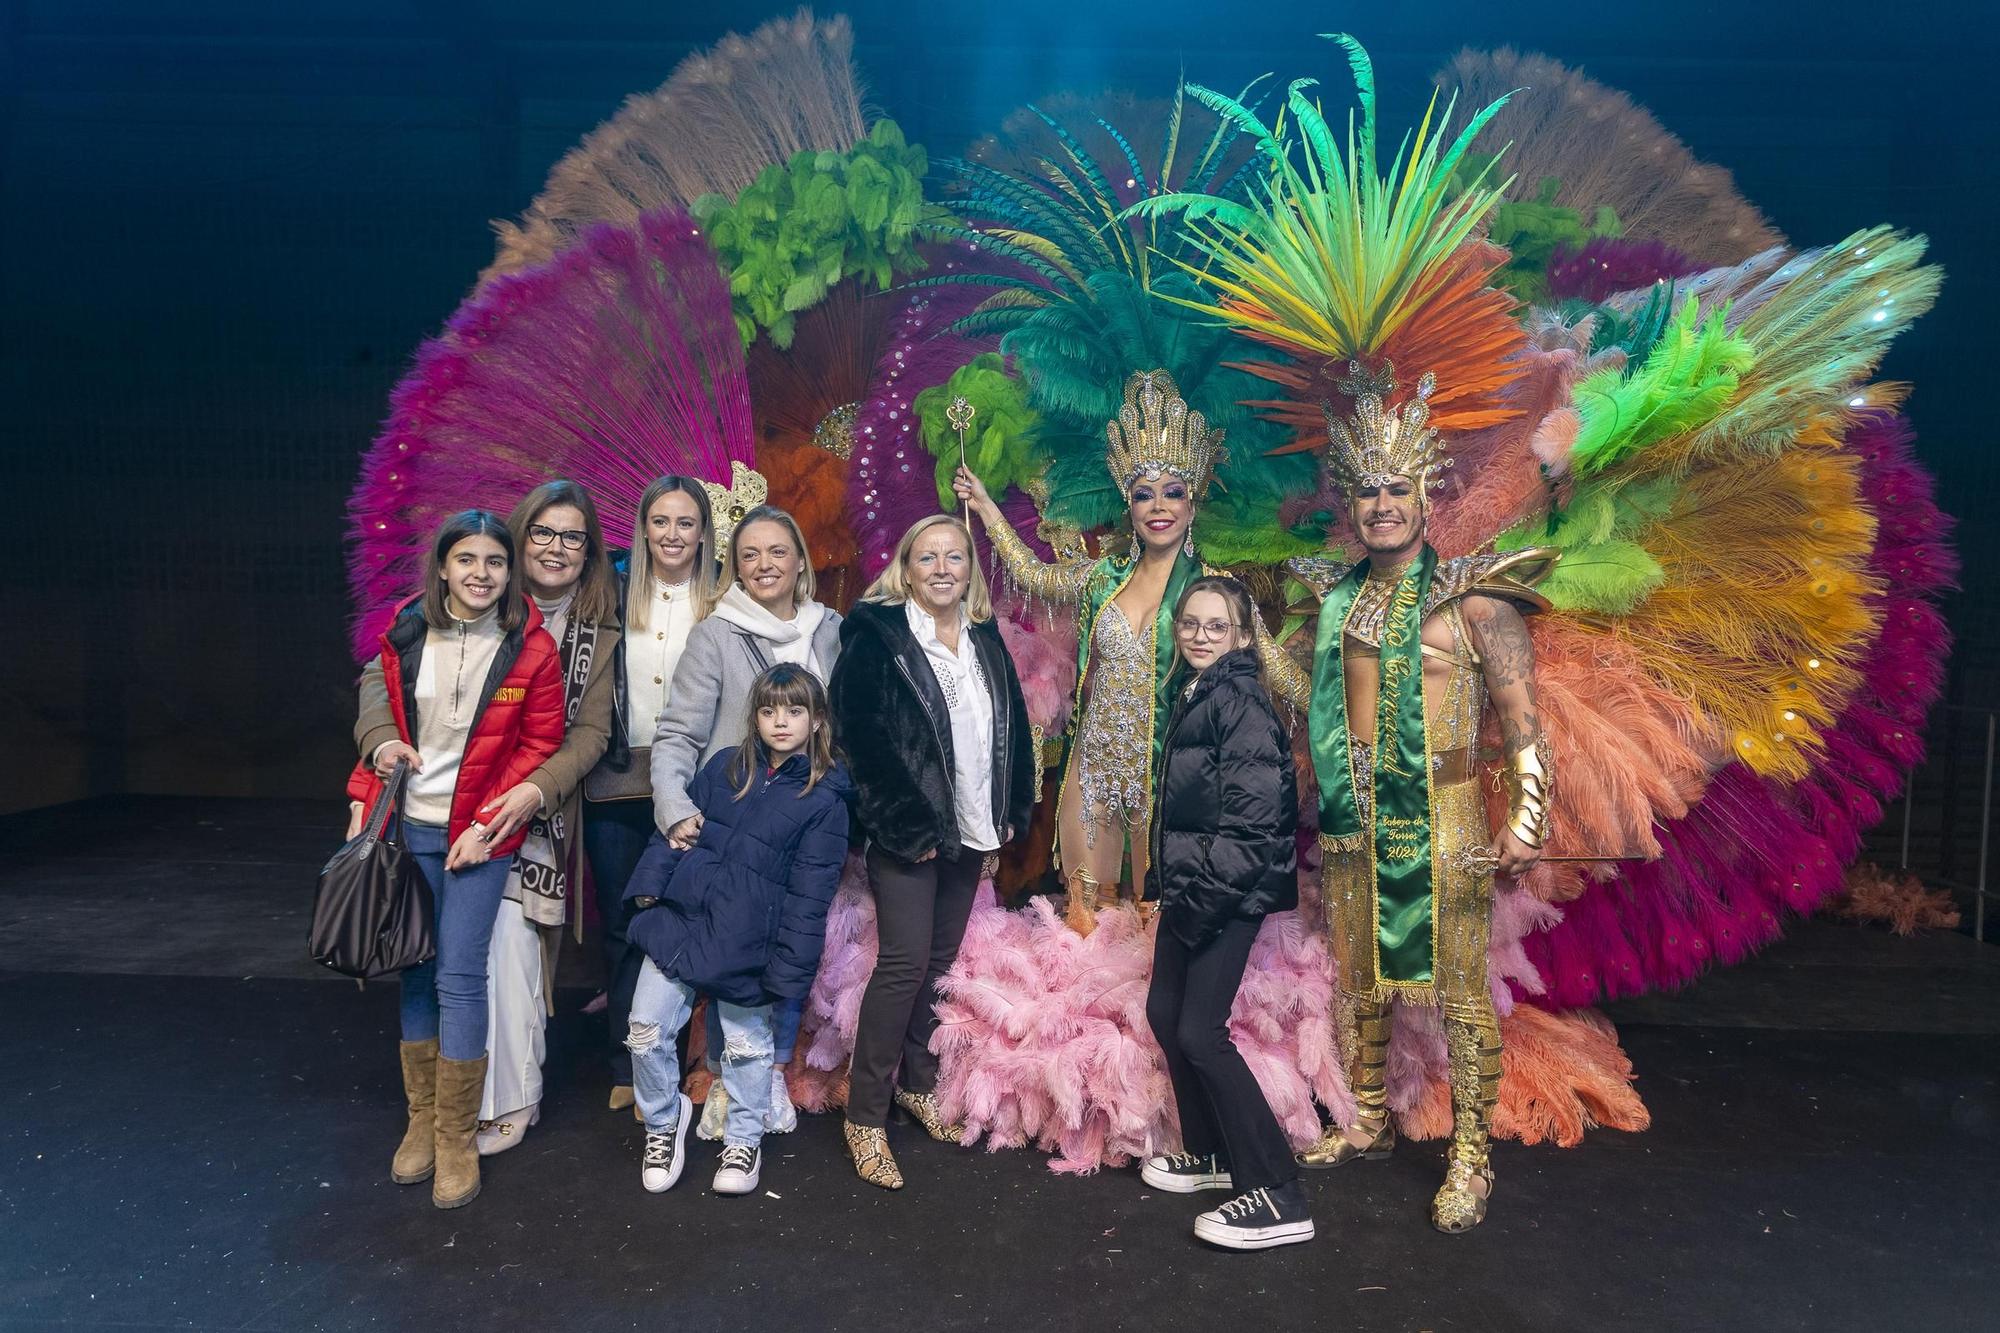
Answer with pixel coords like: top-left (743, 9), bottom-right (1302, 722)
top-left (1143, 648), bottom-right (1299, 949)
top-left (624, 748), bottom-right (852, 1006)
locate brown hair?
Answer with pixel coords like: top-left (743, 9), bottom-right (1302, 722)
top-left (419, 510), bottom-right (526, 633)
top-left (506, 479), bottom-right (620, 627)
top-left (860, 514), bottom-right (994, 623)
top-left (726, 664), bottom-right (837, 799)
top-left (627, 475), bottom-right (719, 630)
top-left (720, 505), bottom-right (817, 608)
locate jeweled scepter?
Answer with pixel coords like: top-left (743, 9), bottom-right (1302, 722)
top-left (947, 395), bottom-right (979, 571)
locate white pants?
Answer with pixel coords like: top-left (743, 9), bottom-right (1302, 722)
top-left (479, 899), bottom-right (547, 1121)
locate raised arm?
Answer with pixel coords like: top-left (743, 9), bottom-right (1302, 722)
top-left (1461, 594), bottom-right (1552, 876)
top-left (952, 465), bottom-right (1093, 604)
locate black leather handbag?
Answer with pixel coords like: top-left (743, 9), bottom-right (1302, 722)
top-left (309, 761), bottom-right (436, 979)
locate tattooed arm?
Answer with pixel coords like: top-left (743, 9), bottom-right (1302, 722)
top-left (1462, 593), bottom-right (1550, 876)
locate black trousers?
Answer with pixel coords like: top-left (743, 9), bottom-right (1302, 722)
top-left (582, 798), bottom-right (657, 1085)
top-left (1146, 915), bottom-right (1297, 1192)
top-left (847, 843), bottom-right (984, 1128)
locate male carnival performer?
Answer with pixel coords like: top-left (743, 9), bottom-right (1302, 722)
top-left (1262, 367), bottom-right (1555, 1233)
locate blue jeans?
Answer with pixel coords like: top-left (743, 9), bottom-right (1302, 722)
top-left (583, 798), bottom-right (656, 1084)
top-left (401, 820), bottom-right (512, 1061)
top-left (627, 960), bottom-right (773, 1149)
top-left (706, 994), bottom-right (804, 1072)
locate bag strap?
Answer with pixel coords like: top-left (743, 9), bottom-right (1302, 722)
top-left (364, 760), bottom-right (411, 847)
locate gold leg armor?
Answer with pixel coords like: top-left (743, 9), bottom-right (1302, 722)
top-left (1297, 996), bottom-right (1397, 1168)
top-left (1064, 868), bottom-right (1101, 936)
top-left (1432, 997), bottom-right (1500, 1233)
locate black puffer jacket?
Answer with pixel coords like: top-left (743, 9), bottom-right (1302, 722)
top-left (829, 600), bottom-right (1036, 865)
top-left (1144, 648), bottom-right (1299, 949)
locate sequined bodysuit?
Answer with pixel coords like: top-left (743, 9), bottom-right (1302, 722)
top-left (1075, 601), bottom-right (1156, 842)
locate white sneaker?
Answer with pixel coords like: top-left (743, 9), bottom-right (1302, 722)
top-left (641, 1092), bottom-right (692, 1194)
top-left (696, 1083), bottom-right (729, 1141)
top-left (475, 1104), bottom-right (540, 1157)
top-left (712, 1143), bottom-right (762, 1195)
top-left (765, 1067), bottom-right (798, 1134)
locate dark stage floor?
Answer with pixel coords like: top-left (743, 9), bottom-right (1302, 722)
top-left (3, 798), bottom-right (1996, 1332)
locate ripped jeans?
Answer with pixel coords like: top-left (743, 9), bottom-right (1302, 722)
top-left (626, 959), bottom-right (773, 1150)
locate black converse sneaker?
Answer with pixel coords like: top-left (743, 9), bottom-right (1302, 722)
top-left (1193, 1180), bottom-right (1316, 1250)
top-left (641, 1092), bottom-right (692, 1194)
top-left (1140, 1151), bottom-right (1234, 1193)
top-left (712, 1143), bottom-right (762, 1196)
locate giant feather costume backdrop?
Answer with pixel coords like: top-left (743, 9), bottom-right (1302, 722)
top-left (347, 15), bottom-right (1952, 1171)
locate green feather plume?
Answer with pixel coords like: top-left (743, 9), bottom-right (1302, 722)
top-left (1567, 298), bottom-right (1754, 479)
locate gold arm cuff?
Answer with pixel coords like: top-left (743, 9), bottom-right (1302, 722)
top-left (1254, 609), bottom-right (1312, 710)
top-left (1505, 737), bottom-right (1554, 849)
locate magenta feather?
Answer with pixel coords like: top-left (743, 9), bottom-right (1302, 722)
top-left (346, 209), bottom-right (751, 657)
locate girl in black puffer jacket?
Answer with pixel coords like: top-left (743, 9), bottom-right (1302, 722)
top-left (1139, 576), bottom-right (1313, 1252)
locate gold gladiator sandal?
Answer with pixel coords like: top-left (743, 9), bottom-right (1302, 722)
top-left (843, 1121), bottom-right (906, 1190)
top-left (1298, 999), bottom-right (1396, 1167)
top-left (1431, 1011), bottom-right (1501, 1233)
top-left (894, 1089), bottom-right (965, 1144)
top-left (1063, 868), bottom-right (1102, 936)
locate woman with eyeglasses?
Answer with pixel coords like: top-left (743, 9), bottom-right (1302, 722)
top-left (440, 481), bottom-right (622, 1156)
top-left (1136, 574), bottom-right (1310, 1250)
top-left (583, 476), bottom-right (721, 1113)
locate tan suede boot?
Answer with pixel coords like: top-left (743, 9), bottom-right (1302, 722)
top-left (390, 1038), bottom-right (439, 1185)
top-left (432, 1053), bottom-right (488, 1209)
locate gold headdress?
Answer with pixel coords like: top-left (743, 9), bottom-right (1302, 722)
top-left (1324, 362), bottom-right (1451, 498)
top-left (1104, 369), bottom-right (1225, 499)
top-left (700, 460), bottom-right (769, 546)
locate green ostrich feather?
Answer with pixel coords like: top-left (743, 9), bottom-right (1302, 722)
top-left (693, 120), bottom-right (939, 348)
top-left (1568, 298), bottom-right (1754, 479)
top-left (913, 355), bottom-right (1047, 506)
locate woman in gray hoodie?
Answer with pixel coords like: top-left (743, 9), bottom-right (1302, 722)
top-left (651, 504), bottom-right (842, 1138)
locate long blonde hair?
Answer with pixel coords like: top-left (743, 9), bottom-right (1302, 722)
top-left (860, 513), bottom-right (993, 624)
top-left (719, 505), bottom-right (816, 608)
top-left (626, 475), bottom-right (718, 630)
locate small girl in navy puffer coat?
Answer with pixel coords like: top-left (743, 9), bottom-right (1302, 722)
top-left (619, 664), bottom-right (850, 1198)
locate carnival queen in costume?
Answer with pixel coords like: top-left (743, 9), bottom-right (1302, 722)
top-left (954, 369), bottom-right (1223, 933)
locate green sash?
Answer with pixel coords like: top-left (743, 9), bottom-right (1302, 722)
top-left (1308, 548), bottom-right (1438, 986)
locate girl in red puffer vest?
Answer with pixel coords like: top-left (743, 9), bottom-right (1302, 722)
top-left (347, 509), bottom-right (564, 1210)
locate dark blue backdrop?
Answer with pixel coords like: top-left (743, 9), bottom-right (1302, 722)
top-left (0, 0), bottom-right (1985, 813)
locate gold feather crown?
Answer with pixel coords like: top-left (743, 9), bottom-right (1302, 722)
top-left (1104, 369), bottom-right (1225, 499)
top-left (1324, 362), bottom-right (1452, 495)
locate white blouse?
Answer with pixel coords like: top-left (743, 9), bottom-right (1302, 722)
top-left (907, 600), bottom-right (999, 852)
top-left (626, 580), bottom-right (695, 748)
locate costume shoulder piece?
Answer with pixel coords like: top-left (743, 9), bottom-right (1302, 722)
top-left (1283, 555), bottom-right (1356, 601)
top-left (1427, 548), bottom-right (1559, 617)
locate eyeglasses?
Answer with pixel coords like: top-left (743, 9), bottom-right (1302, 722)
top-left (1175, 617), bottom-right (1241, 642)
top-left (527, 524), bottom-right (587, 551)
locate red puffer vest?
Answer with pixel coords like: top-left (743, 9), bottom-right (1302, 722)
top-left (346, 597), bottom-right (565, 857)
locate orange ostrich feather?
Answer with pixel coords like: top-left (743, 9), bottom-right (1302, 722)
top-left (1233, 243), bottom-right (1529, 452)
